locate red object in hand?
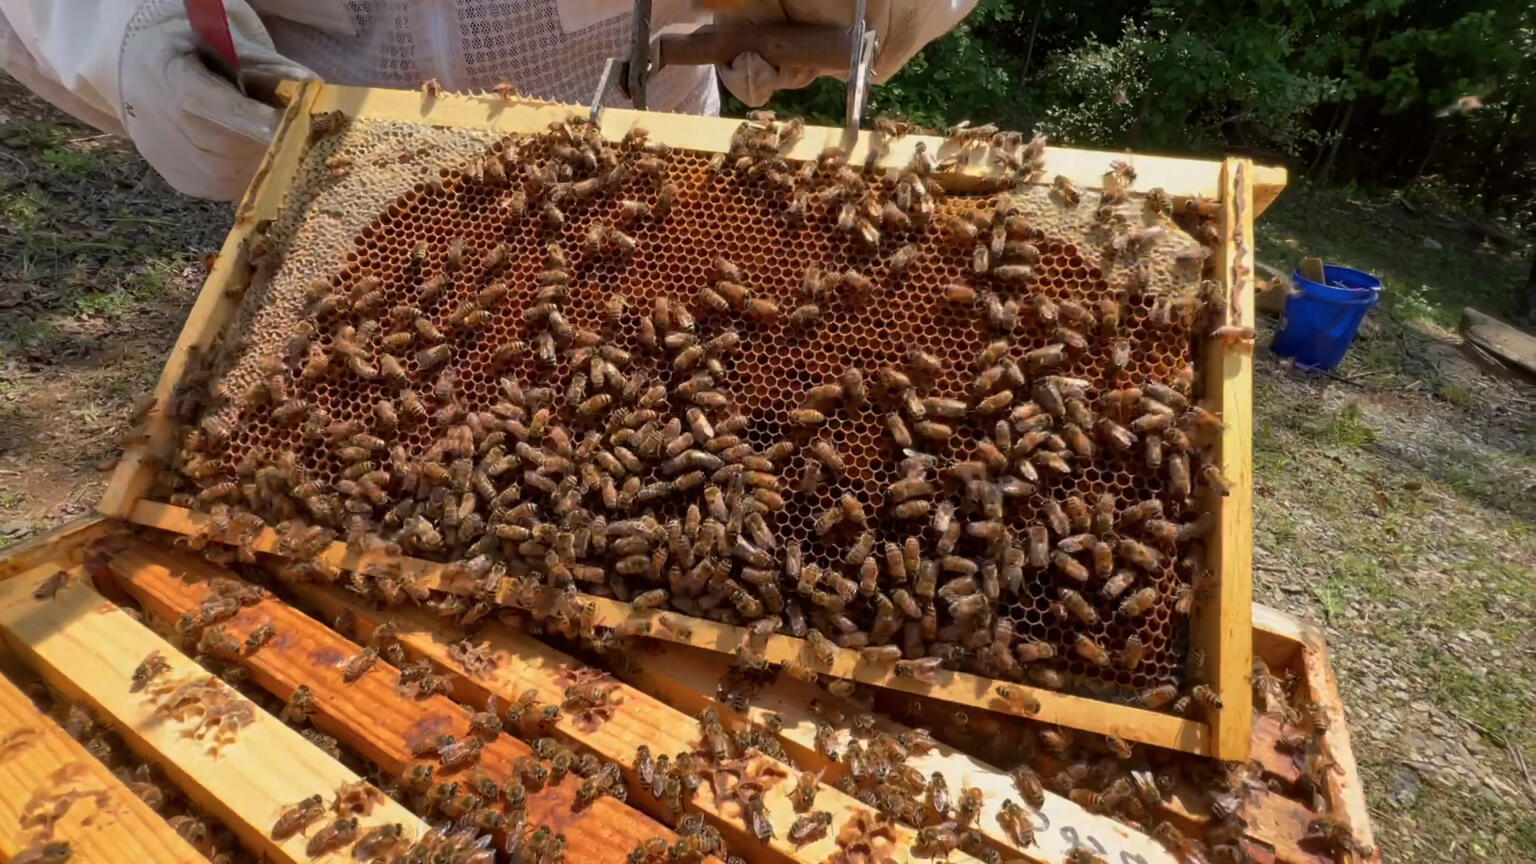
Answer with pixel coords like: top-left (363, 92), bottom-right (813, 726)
top-left (184, 0), bottom-right (240, 72)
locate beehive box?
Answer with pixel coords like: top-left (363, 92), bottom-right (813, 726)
top-left (0, 517), bottom-right (1377, 864)
top-left (101, 81), bottom-right (1286, 761)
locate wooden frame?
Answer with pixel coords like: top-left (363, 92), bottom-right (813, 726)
top-left (100, 80), bottom-right (1284, 761)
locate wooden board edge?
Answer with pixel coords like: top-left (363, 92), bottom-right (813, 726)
top-left (1250, 165), bottom-right (1289, 219)
top-left (122, 501), bottom-right (1214, 756)
top-left (99, 80), bottom-right (324, 520)
top-left (1297, 626), bottom-right (1378, 861)
top-left (0, 515), bottom-right (114, 580)
top-left (1196, 157), bottom-right (1256, 762)
top-left (1251, 603), bottom-right (1309, 672)
top-left (0, 563), bottom-right (426, 864)
top-left (0, 662), bottom-right (209, 863)
top-left (308, 81), bottom-right (1236, 199)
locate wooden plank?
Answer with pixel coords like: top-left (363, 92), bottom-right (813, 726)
top-left (1460, 307), bottom-right (1536, 382)
top-left (1195, 157), bottom-right (1256, 762)
top-left (615, 640), bottom-right (1181, 864)
top-left (290, 581), bottom-right (986, 864)
top-left (0, 666), bottom-right (208, 864)
top-left (310, 82), bottom-right (1259, 201)
top-left (1250, 165), bottom-right (1288, 219)
top-left (0, 515), bottom-right (114, 580)
top-left (124, 501), bottom-right (1213, 756)
top-left (1251, 604), bottom-right (1306, 673)
top-left (0, 564), bottom-right (425, 864)
top-left (98, 80), bottom-right (323, 519)
top-left (1294, 622), bottom-right (1379, 863)
top-left (96, 538), bottom-right (688, 864)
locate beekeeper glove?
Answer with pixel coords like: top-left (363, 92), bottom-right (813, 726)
top-left (714, 0), bottom-right (976, 107)
top-left (120, 0), bottom-right (314, 201)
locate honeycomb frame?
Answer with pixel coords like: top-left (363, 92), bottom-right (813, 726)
top-left (104, 80), bottom-right (1279, 761)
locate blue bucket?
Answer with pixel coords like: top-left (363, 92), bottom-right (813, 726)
top-left (1270, 265), bottom-right (1382, 370)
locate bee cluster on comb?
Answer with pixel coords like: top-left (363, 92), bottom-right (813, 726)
top-left (154, 106), bottom-right (1235, 719)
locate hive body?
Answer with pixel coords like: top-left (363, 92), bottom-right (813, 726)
top-left (163, 110), bottom-right (1223, 709)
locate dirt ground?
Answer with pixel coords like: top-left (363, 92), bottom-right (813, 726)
top-left (1, 73), bottom-right (1533, 861)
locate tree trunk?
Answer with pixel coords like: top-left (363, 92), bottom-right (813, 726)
top-left (1020, 0), bottom-right (1045, 86)
top-left (1522, 254), bottom-right (1536, 322)
top-left (1318, 14), bottom-right (1385, 182)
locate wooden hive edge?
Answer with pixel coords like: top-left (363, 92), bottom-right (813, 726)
top-left (1257, 607), bottom-right (1379, 863)
top-left (0, 658), bottom-right (209, 864)
top-left (91, 536), bottom-right (694, 864)
top-left (0, 514), bottom-right (114, 581)
top-left (15, 527), bottom-right (1370, 864)
top-left (0, 562), bottom-right (428, 864)
top-left (98, 79), bottom-right (324, 520)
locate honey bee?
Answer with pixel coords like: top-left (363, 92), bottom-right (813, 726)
top-left (1052, 552), bottom-right (1090, 584)
top-left (992, 264), bottom-right (1033, 283)
top-left (1073, 634), bottom-right (1111, 667)
top-left (744, 297), bottom-right (779, 321)
top-left (888, 243), bottom-right (919, 274)
top-left (787, 810), bottom-right (832, 846)
top-left (789, 303), bottom-right (822, 327)
top-left (1117, 537), bottom-right (1163, 571)
top-left (343, 646), bottom-right (379, 683)
top-left (1053, 175), bottom-right (1080, 205)
top-left (271, 793), bottom-right (325, 839)
top-left (130, 650), bottom-right (172, 692)
top-left (1057, 587), bottom-right (1099, 626)
top-left (349, 822), bottom-right (406, 860)
top-left (1137, 684), bottom-right (1178, 709)
top-left (32, 569), bottom-right (68, 600)
top-left (1210, 324), bottom-right (1257, 348)
top-left (282, 685), bottom-right (315, 724)
top-left (893, 657), bottom-right (944, 683)
top-left (244, 622), bottom-right (275, 654)
top-left (305, 816), bottom-right (359, 857)
top-left (1192, 684), bottom-right (1224, 710)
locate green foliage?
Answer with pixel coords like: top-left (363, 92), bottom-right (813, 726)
top-left (746, 0), bottom-right (1536, 222)
top-left (748, 0), bottom-right (1029, 130)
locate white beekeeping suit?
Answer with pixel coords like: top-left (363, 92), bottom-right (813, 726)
top-left (0, 0), bottom-right (974, 202)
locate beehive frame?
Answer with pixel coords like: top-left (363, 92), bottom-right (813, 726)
top-left (0, 517), bottom-right (1377, 864)
top-left (102, 80), bottom-right (1284, 761)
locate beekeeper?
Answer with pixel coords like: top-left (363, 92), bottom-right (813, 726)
top-left (0, 1), bottom-right (974, 201)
